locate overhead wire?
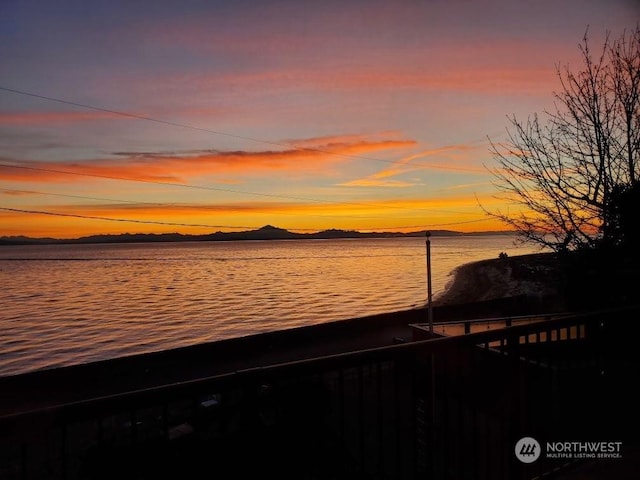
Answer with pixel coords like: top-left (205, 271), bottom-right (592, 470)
top-left (0, 162), bottom-right (486, 217)
top-left (0, 85), bottom-right (492, 230)
top-left (0, 85), bottom-right (489, 171)
top-left (0, 187), bottom-right (476, 224)
top-left (0, 206), bottom-right (492, 231)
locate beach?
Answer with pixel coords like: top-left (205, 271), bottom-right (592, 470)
top-left (434, 252), bottom-right (566, 310)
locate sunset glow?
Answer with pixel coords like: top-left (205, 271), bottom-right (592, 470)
top-left (1, 1), bottom-right (637, 238)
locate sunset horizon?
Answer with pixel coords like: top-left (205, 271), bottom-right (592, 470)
top-left (0, 221), bottom-right (519, 242)
top-left (1, 1), bottom-right (637, 238)
top-left (2, 3), bottom-right (639, 474)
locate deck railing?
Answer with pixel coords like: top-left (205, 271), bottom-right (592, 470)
top-left (413, 312), bottom-right (574, 337)
top-left (1, 306), bottom-right (638, 479)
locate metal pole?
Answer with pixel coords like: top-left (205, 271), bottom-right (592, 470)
top-left (426, 231), bottom-right (433, 334)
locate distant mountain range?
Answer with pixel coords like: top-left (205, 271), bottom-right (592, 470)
top-left (0, 225), bottom-right (515, 245)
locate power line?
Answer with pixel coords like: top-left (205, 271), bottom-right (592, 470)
top-left (0, 162), bottom-right (485, 217)
top-left (0, 161), bottom-right (352, 203)
top-left (0, 187), bottom-right (417, 222)
top-left (0, 206), bottom-right (492, 230)
top-left (0, 86), bottom-right (405, 165)
top-left (1, 188), bottom-right (171, 207)
top-left (0, 87), bottom-right (295, 153)
top-left (0, 85), bottom-right (492, 230)
top-left (0, 207), bottom-right (254, 230)
top-left (0, 85), bottom-right (488, 173)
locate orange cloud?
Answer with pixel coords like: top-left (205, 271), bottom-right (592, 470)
top-left (338, 178), bottom-right (418, 188)
top-left (285, 131), bottom-right (406, 147)
top-left (0, 136), bottom-right (416, 184)
top-left (441, 181), bottom-right (494, 191)
top-left (0, 188), bottom-right (33, 196)
top-left (340, 144), bottom-right (486, 187)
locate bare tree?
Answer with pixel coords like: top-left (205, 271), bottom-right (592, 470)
top-left (487, 27), bottom-right (640, 252)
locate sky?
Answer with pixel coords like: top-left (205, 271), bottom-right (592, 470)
top-left (1, 0), bottom-right (638, 238)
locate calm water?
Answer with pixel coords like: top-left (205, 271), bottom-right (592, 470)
top-left (0, 235), bottom-right (540, 377)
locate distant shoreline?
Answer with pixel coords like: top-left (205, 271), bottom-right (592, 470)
top-left (0, 225), bottom-right (517, 246)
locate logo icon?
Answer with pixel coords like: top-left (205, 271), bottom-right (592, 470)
top-left (515, 437), bottom-right (541, 463)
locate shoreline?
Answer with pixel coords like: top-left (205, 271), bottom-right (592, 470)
top-left (433, 251), bottom-right (565, 309)
top-left (0, 248), bottom-right (569, 414)
top-left (0, 252), bottom-right (571, 416)
top-left (0, 252), bottom-right (563, 382)
top-left (0, 291), bottom-right (557, 416)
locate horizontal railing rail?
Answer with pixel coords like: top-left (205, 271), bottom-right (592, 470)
top-left (413, 311), bottom-right (576, 336)
top-left (0, 309), bottom-right (609, 422)
top-left (0, 312), bottom-right (617, 406)
top-left (1, 305), bottom-right (638, 480)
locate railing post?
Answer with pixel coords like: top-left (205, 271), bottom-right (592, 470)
top-left (425, 231), bottom-right (434, 335)
top-left (21, 442), bottom-right (27, 480)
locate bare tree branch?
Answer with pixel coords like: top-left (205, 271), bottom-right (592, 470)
top-left (484, 27), bottom-right (640, 252)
